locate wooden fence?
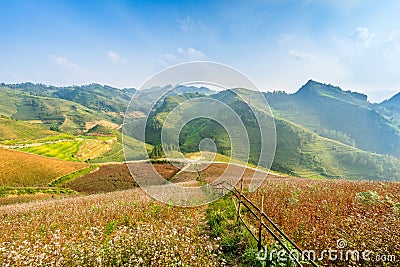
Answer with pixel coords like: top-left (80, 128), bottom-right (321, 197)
top-left (212, 178), bottom-right (318, 267)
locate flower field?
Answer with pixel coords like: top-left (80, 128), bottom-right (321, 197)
top-left (238, 177), bottom-right (400, 266)
top-left (0, 189), bottom-right (223, 266)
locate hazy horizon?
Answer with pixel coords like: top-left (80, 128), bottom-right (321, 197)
top-left (1, 78), bottom-right (397, 103)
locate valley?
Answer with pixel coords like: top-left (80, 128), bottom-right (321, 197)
top-left (1, 81), bottom-right (400, 266)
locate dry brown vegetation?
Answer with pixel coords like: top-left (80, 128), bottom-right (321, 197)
top-left (240, 177), bottom-right (400, 266)
top-left (177, 163), bottom-right (400, 265)
top-left (85, 120), bottom-right (120, 131)
top-left (65, 163), bottom-right (180, 194)
top-left (0, 148), bottom-right (87, 187)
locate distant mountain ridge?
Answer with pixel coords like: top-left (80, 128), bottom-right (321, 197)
top-left (141, 89), bottom-right (400, 181)
top-left (265, 80), bottom-right (400, 157)
top-left (2, 80), bottom-right (400, 180)
top-left (0, 83), bottom-right (213, 134)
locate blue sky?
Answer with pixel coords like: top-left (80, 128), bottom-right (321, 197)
top-left (1, 0), bottom-right (400, 102)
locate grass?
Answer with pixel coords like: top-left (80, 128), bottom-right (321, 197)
top-left (90, 141), bottom-right (125, 163)
top-left (48, 165), bottom-right (99, 187)
top-left (206, 195), bottom-right (259, 266)
top-left (2, 133), bottom-right (75, 145)
top-left (18, 140), bottom-right (84, 161)
top-left (0, 158), bottom-right (400, 266)
top-left (0, 115), bottom-right (55, 142)
top-left (91, 133), bottom-right (152, 163)
top-left (0, 186), bottom-right (77, 197)
top-left (0, 148), bottom-right (87, 187)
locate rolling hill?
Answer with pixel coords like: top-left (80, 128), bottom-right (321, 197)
top-left (0, 85), bottom-right (120, 134)
top-left (0, 115), bottom-right (56, 142)
top-left (2, 81), bottom-right (400, 181)
top-left (264, 80), bottom-right (400, 157)
top-left (0, 83), bottom-right (214, 134)
top-left (2, 82), bottom-right (134, 114)
top-left (142, 90), bottom-right (400, 180)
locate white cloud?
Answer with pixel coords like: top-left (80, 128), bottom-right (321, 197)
top-left (384, 30), bottom-right (398, 42)
top-left (177, 47), bottom-right (205, 60)
top-left (178, 15), bottom-right (202, 32)
top-left (163, 53), bottom-right (176, 62)
top-left (338, 27), bottom-right (375, 60)
top-left (354, 27), bottom-right (370, 40)
top-left (289, 49), bottom-right (315, 61)
top-left (351, 27), bottom-right (374, 47)
top-left (159, 47), bottom-right (206, 66)
top-left (382, 30), bottom-right (400, 57)
top-left (107, 50), bottom-right (125, 63)
top-left (50, 54), bottom-right (82, 71)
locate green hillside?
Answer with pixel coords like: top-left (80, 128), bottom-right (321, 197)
top-left (2, 83), bottom-right (134, 114)
top-left (264, 80), bottom-right (400, 157)
top-left (144, 91), bottom-right (400, 181)
top-left (273, 119), bottom-right (400, 180)
top-left (2, 81), bottom-right (400, 181)
top-left (0, 83), bottom-right (215, 134)
top-left (0, 116), bottom-right (56, 142)
top-left (0, 85), bottom-right (120, 134)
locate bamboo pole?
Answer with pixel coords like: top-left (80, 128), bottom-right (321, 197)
top-left (237, 176), bottom-right (244, 219)
top-left (258, 194), bottom-right (264, 252)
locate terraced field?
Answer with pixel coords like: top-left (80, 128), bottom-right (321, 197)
top-left (89, 141), bottom-right (125, 163)
top-left (91, 134), bottom-right (152, 163)
top-left (19, 140), bottom-right (84, 161)
top-left (76, 138), bottom-right (114, 161)
top-left (0, 148), bottom-right (87, 187)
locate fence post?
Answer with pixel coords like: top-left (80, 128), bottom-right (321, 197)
top-left (237, 176), bottom-right (244, 219)
top-left (196, 164), bottom-right (201, 182)
top-left (258, 194), bottom-right (264, 252)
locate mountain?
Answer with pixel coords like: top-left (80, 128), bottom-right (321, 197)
top-left (1, 82), bottom-right (133, 114)
top-left (381, 91), bottom-right (400, 109)
top-left (0, 83), bottom-right (211, 134)
top-left (379, 92), bottom-right (400, 123)
top-left (265, 80), bottom-right (400, 157)
top-left (141, 90), bottom-right (400, 181)
top-left (3, 80), bottom-right (400, 181)
top-left (126, 84), bottom-right (214, 114)
top-left (52, 84), bottom-right (133, 114)
top-left (0, 84), bottom-right (126, 134)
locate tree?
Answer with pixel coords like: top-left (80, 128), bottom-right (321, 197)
top-left (149, 144), bottom-right (165, 159)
